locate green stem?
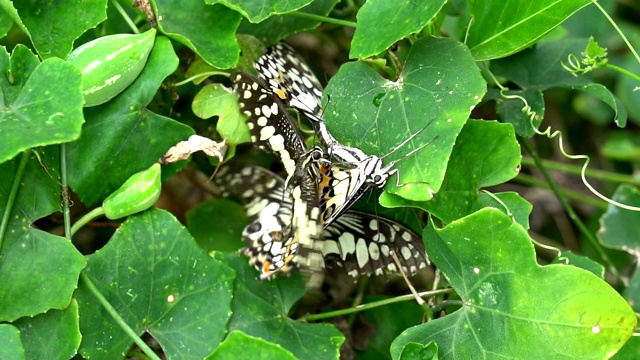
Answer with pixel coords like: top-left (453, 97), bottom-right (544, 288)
top-left (70, 207), bottom-right (106, 237)
top-left (61, 144), bottom-right (72, 239)
top-left (80, 273), bottom-right (161, 360)
top-left (520, 139), bottom-right (620, 281)
top-left (111, 0), bottom-right (140, 34)
top-left (520, 156), bottom-right (638, 185)
top-left (297, 288), bottom-right (454, 322)
top-left (286, 12), bottom-right (357, 28)
top-left (174, 71), bottom-right (230, 87)
top-left (604, 63), bottom-right (640, 83)
top-left (592, 0), bottom-right (640, 64)
top-left (514, 173), bottom-right (609, 211)
top-left (430, 300), bottom-right (464, 314)
top-left (0, 151), bottom-right (30, 251)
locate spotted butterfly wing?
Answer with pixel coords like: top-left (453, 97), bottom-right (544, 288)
top-left (217, 165), bottom-right (429, 279)
top-left (255, 42), bottom-right (324, 124)
top-left (253, 44), bottom-right (433, 231)
top-left (231, 72), bottom-right (325, 286)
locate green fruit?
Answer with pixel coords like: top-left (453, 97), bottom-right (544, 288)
top-left (67, 29), bottom-right (156, 107)
top-left (103, 163), bottom-right (162, 220)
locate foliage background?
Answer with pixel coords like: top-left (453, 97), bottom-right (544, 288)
top-left (0, 0), bottom-right (639, 359)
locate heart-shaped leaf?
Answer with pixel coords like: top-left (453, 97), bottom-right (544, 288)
top-left (391, 208), bottom-right (636, 359)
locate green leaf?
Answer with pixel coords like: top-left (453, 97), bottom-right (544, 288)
top-left (623, 266), bottom-right (640, 313)
top-left (381, 120), bottom-right (523, 225)
top-left (0, 151), bottom-right (85, 322)
top-left (192, 83), bottom-right (251, 144)
top-left (615, 53), bottom-right (640, 126)
top-left (207, 0), bottom-right (313, 23)
top-left (552, 251), bottom-right (605, 279)
top-left (76, 208), bottom-right (235, 360)
top-left (13, 300), bottom-right (81, 360)
top-left (350, 0), bottom-right (446, 59)
top-left (207, 331), bottom-right (297, 360)
top-left (0, 9), bottom-right (14, 39)
top-left (186, 199), bottom-right (247, 252)
top-left (491, 38), bottom-right (627, 127)
top-left (391, 208), bottom-right (636, 359)
top-left (602, 131), bottom-right (640, 162)
top-left (398, 342), bottom-right (438, 360)
top-left (0, 47), bottom-right (84, 164)
top-left (66, 36), bottom-right (194, 205)
top-left (13, 0), bottom-right (107, 59)
top-left (611, 330), bottom-right (640, 359)
top-left (0, 228), bottom-right (85, 322)
top-left (598, 184), bottom-right (640, 254)
top-left (325, 36), bottom-right (486, 201)
top-left (598, 184), bottom-right (640, 312)
top-left (0, 324), bottom-right (24, 360)
top-left (154, 0), bottom-right (242, 69)
top-left (215, 252), bottom-right (345, 360)
top-left (237, 0), bottom-right (338, 44)
top-left (479, 192), bottom-right (532, 230)
top-left (466, 0), bottom-right (592, 60)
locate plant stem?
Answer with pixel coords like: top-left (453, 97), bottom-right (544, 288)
top-left (61, 144), bottom-right (72, 239)
top-left (605, 63), bottom-right (640, 83)
top-left (0, 151), bottom-right (30, 251)
top-left (592, 0), bottom-right (640, 65)
top-left (70, 207), bottom-right (106, 237)
top-left (111, 0), bottom-right (140, 34)
top-left (80, 273), bottom-right (161, 360)
top-left (520, 156), bottom-right (638, 185)
top-left (520, 139), bottom-right (620, 282)
top-left (173, 71), bottom-right (230, 87)
top-left (286, 12), bottom-right (357, 28)
top-left (514, 173), bottom-right (608, 211)
top-left (297, 288), bottom-right (454, 322)
top-left (430, 300), bottom-right (464, 314)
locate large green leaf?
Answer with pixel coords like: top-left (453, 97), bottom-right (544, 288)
top-left (598, 184), bottom-right (640, 312)
top-left (66, 36), bottom-right (193, 205)
top-left (207, 0), bottom-right (312, 23)
top-left (466, 0), bottom-right (592, 60)
top-left (216, 252), bottom-right (345, 360)
top-left (192, 83), bottom-right (251, 144)
top-left (153, 0), bottom-right (242, 69)
top-left (0, 324), bottom-right (24, 360)
top-left (76, 208), bottom-right (235, 360)
top-left (13, 300), bottom-right (81, 360)
top-left (382, 120), bottom-right (524, 225)
top-left (207, 331), bottom-right (297, 360)
top-left (391, 208), bottom-right (636, 359)
top-left (325, 36), bottom-right (486, 201)
top-left (0, 46), bottom-right (84, 164)
top-left (0, 9), bottom-right (14, 39)
top-left (350, 0), bottom-right (446, 59)
top-left (0, 150), bottom-right (85, 322)
top-left (12, 0), bottom-right (106, 59)
top-left (491, 38), bottom-right (627, 127)
top-left (186, 199), bottom-right (247, 252)
top-left (236, 0), bottom-right (338, 44)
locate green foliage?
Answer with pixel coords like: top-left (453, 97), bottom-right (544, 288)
top-left (0, 0), bottom-right (638, 359)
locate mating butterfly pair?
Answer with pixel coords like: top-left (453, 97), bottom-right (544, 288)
top-left (228, 42), bottom-right (431, 285)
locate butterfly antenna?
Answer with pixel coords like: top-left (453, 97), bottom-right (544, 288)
top-left (385, 134), bottom-right (439, 172)
top-left (380, 119), bottom-right (435, 161)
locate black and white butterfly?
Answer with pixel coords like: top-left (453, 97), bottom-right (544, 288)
top-left (255, 42), bottom-right (434, 227)
top-left (217, 165), bottom-right (429, 279)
